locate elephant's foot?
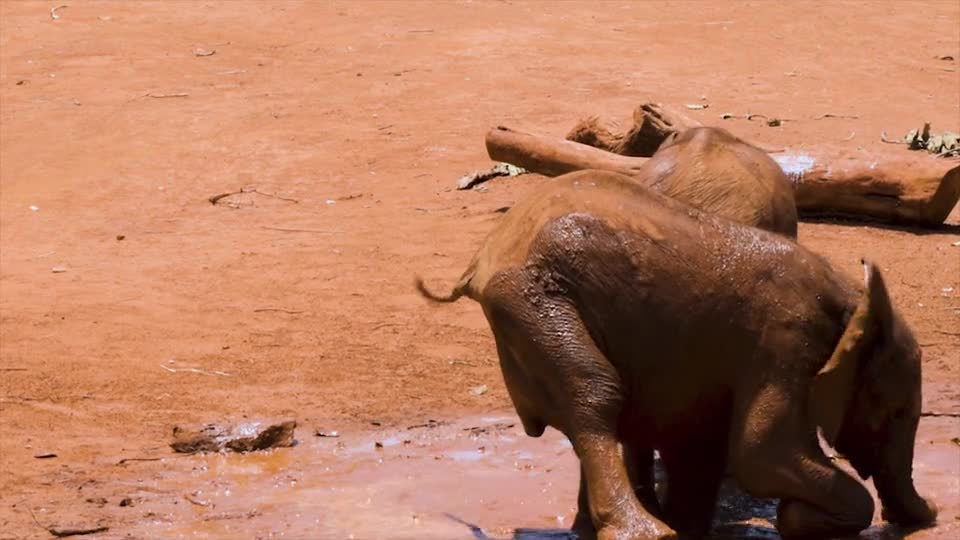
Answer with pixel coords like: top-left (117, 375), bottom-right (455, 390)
top-left (881, 497), bottom-right (938, 528)
top-left (572, 502), bottom-right (674, 540)
top-left (571, 509), bottom-right (596, 540)
top-left (776, 497), bottom-right (872, 540)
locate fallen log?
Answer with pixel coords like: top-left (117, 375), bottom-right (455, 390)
top-left (485, 126), bottom-right (960, 226)
top-left (486, 126), bottom-right (647, 177)
top-left (776, 149), bottom-right (960, 226)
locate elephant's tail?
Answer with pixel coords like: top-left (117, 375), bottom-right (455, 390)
top-left (414, 261), bottom-right (477, 304)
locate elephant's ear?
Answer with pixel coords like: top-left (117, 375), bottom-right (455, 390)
top-left (811, 260), bottom-right (892, 446)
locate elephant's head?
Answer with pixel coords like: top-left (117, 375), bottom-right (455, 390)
top-left (811, 260), bottom-right (937, 527)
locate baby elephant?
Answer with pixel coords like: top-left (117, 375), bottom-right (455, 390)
top-left (639, 126), bottom-right (798, 238)
top-left (416, 171), bottom-right (936, 540)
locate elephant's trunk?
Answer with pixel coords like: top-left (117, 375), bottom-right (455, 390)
top-left (872, 415), bottom-right (938, 527)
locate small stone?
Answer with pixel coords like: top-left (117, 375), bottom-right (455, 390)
top-left (51, 266), bottom-right (67, 273)
top-left (469, 384), bottom-right (488, 396)
top-left (29, 205), bottom-right (39, 211)
top-left (119, 497), bottom-right (133, 507)
top-left (116, 235), bottom-right (125, 241)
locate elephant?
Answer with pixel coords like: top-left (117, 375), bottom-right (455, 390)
top-left (415, 170), bottom-right (936, 539)
top-left (630, 125), bottom-right (798, 238)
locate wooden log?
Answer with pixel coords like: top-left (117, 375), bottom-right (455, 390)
top-left (485, 126), bottom-right (960, 226)
top-left (485, 126), bottom-right (648, 177)
top-left (775, 149), bottom-right (960, 226)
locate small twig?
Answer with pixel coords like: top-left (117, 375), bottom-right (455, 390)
top-left (260, 226), bottom-right (341, 234)
top-left (811, 113), bottom-right (859, 120)
top-left (145, 92), bottom-right (189, 99)
top-left (159, 365), bottom-right (231, 377)
top-left (116, 456), bottom-right (164, 465)
top-left (50, 5), bottom-right (67, 20)
top-left (407, 29), bottom-right (434, 33)
top-left (843, 131), bottom-right (856, 141)
top-left (921, 411), bottom-right (960, 418)
top-left (209, 187), bottom-right (298, 205)
top-left (253, 308), bottom-right (304, 314)
top-left (1, 367), bottom-right (27, 371)
top-left (28, 507), bottom-right (108, 538)
top-left (184, 494), bottom-right (211, 507)
top-left (880, 131), bottom-right (906, 144)
top-left (933, 330), bottom-right (960, 337)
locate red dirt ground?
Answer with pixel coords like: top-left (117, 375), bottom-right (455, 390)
top-left (1, 1), bottom-right (957, 539)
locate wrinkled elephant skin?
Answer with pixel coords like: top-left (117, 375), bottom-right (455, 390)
top-left (416, 171), bottom-right (935, 539)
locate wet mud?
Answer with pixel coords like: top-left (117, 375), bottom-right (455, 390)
top-left (27, 414), bottom-right (948, 540)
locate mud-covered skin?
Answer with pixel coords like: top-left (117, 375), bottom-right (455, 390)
top-left (643, 126), bottom-right (798, 238)
top-left (416, 171), bottom-right (936, 539)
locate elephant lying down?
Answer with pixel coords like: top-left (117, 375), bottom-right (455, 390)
top-left (416, 170), bottom-right (936, 540)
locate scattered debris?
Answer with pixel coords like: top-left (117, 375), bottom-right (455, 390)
top-left (881, 123), bottom-right (959, 157)
top-left (184, 493), bottom-right (211, 507)
top-left (684, 103), bottom-right (709, 110)
top-left (252, 308), bottom-right (304, 314)
top-left (97, 15), bottom-right (111, 21)
top-left (16, 80), bottom-right (26, 85)
top-left (469, 384), bottom-right (488, 396)
top-left (33, 453), bottom-right (57, 459)
top-left (29, 205), bottom-right (39, 211)
top-left (193, 48), bottom-right (216, 57)
top-left (370, 421), bottom-right (382, 427)
top-left (116, 456), bottom-right (164, 465)
top-left (145, 92), bottom-right (189, 99)
top-left (407, 419), bottom-right (447, 430)
top-left (464, 422), bottom-right (515, 436)
top-left (50, 5), bottom-right (67, 20)
top-left (719, 112), bottom-right (787, 127)
top-left (116, 234), bottom-right (125, 241)
top-left (51, 266), bottom-right (67, 273)
top-left (314, 429), bottom-right (340, 438)
top-left (85, 498), bottom-right (107, 507)
top-left (920, 411), bottom-right (960, 418)
top-left (843, 131), bottom-right (856, 141)
top-left (28, 506), bottom-right (107, 538)
top-left (374, 441), bottom-right (384, 450)
top-left (456, 162), bottom-right (527, 190)
top-left (260, 226), bottom-right (342, 234)
top-left (170, 420), bottom-right (296, 454)
top-left (159, 364), bottom-right (231, 377)
top-left (407, 29), bottom-right (433, 33)
top-left (203, 510), bottom-right (260, 522)
top-left (209, 186), bottom-right (299, 207)
top-left (811, 113), bottom-right (859, 120)
top-left (118, 498), bottom-right (133, 507)
top-left (937, 55), bottom-right (955, 61)
top-left (217, 69), bottom-right (246, 75)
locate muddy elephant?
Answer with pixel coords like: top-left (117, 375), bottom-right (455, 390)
top-left (631, 126), bottom-right (798, 238)
top-left (416, 171), bottom-right (935, 539)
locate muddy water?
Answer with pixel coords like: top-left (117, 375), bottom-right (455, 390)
top-left (126, 415), bottom-right (957, 540)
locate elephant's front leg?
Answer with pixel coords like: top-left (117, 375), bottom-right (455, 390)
top-left (731, 386), bottom-right (875, 540)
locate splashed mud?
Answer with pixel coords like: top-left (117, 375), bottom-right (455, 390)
top-left (90, 415), bottom-right (956, 539)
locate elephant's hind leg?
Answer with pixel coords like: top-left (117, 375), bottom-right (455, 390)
top-left (484, 275), bottom-right (673, 540)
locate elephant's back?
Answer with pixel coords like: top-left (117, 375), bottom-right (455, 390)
top-left (641, 127), bottom-right (798, 237)
top-left (468, 170), bottom-right (705, 297)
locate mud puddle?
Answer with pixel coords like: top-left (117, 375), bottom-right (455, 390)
top-left (107, 415), bottom-right (958, 539)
